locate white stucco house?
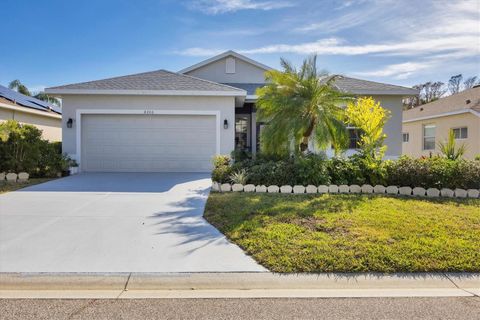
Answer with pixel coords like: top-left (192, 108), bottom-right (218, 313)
top-left (45, 51), bottom-right (418, 173)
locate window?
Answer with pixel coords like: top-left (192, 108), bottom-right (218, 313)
top-left (423, 124), bottom-right (436, 150)
top-left (402, 133), bottom-right (409, 143)
top-left (235, 115), bottom-right (250, 150)
top-left (348, 128), bottom-right (361, 149)
top-left (452, 127), bottom-right (468, 139)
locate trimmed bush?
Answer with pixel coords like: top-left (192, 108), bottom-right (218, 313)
top-left (211, 153), bottom-right (480, 191)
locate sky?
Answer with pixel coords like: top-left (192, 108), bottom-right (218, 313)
top-left (1, 0), bottom-right (479, 93)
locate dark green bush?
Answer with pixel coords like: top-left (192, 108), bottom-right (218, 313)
top-left (294, 153), bottom-right (330, 185)
top-left (327, 157), bottom-right (365, 185)
top-left (0, 120), bottom-right (68, 177)
top-left (212, 153), bottom-right (480, 190)
top-left (385, 156), bottom-right (480, 189)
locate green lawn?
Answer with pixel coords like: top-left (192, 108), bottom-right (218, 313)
top-left (0, 178), bottom-right (56, 194)
top-left (204, 193), bottom-right (480, 273)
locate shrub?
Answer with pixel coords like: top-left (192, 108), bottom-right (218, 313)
top-left (385, 156), bottom-right (480, 189)
top-left (211, 155), bottom-right (233, 183)
top-left (229, 169), bottom-right (248, 184)
top-left (327, 157), bottom-right (365, 185)
top-left (294, 153), bottom-right (330, 185)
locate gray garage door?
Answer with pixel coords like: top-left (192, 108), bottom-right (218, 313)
top-left (81, 114), bottom-right (216, 172)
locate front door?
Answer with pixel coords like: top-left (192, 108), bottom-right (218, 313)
top-left (235, 114), bottom-right (251, 151)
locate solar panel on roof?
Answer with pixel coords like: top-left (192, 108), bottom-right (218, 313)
top-left (0, 84), bottom-right (61, 114)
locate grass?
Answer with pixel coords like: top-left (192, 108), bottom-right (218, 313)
top-left (204, 193), bottom-right (480, 273)
top-left (0, 178), bottom-right (56, 194)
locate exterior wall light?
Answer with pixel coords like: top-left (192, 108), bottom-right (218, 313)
top-left (223, 119), bottom-right (228, 129)
top-left (67, 118), bottom-right (73, 128)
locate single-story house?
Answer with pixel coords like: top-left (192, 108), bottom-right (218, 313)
top-left (0, 85), bottom-right (62, 141)
top-left (403, 86), bottom-right (480, 159)
top-left (45, 51), bottom-right (417, 173)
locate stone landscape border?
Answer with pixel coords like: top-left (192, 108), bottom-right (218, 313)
top-left (211, 182), bottom-right (480, 199)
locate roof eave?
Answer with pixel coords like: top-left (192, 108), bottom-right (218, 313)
top-left (341, 89), bottom-right (419, 96)
top-left (44, 88), bottom-right (247, 97)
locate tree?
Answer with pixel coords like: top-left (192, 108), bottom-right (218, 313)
top-left (8, 80), bottom-right (31, 96)
top-left (256, 55), bottom-right (352, 156)
top-left (463, 76), bottom-right (478, 90)
top-left (8, 79), bottom-right (61, 106)
top-left (345, 97), bottom-right (390, 161)
top-left (448, 74), bottom-right (463, 95)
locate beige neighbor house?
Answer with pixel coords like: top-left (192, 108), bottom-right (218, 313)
top-left (403, 86), bottom-right (480, 160)
top-left (45, 50), bottom-right (417, 173)
top-left (0, 84), bottom-right (62, 141)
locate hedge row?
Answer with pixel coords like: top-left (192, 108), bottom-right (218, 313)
top-left (212, 154), bottom-right (480, 190)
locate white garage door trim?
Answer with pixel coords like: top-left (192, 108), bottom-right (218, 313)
top-left (75, 109), bottom-right (221, 173)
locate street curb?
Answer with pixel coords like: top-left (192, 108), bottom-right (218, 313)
top-left (1, 272), bottom-right (479, 293)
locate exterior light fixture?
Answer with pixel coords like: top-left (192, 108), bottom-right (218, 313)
top-left (223, 119), bottom-right (228, 129)
top-left (67, 118), bottom-right (73, 128)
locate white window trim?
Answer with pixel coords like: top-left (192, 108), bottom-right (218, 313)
top-left (451, 126), bottom-right (468, 140)
top-left (75, 109), bottom-right (221, 172)
top-left (402, 132), bottom-right (409, 143)
top-left (423, 124), bottom-right (436, 151)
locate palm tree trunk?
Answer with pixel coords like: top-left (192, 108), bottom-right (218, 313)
top-left (299, 119), bottom-right (316, 152)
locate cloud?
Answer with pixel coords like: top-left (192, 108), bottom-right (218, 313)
top-left (177, 0), bottom-right (479, 79)
top-left (187, 0), bottom-right (294, 14)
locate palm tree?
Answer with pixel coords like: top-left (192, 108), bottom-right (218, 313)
top-left (8, 79), bottom-right (61, 107)
top-left (8, 80), bottom-right (31, 96)
top-left (438, 130), bottom-right (467, 160)
top-left (256, 55), bottom-right (352, 156)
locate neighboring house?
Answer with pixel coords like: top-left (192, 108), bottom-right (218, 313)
top-left (402, 86), bottom-right (480, 159)
top-left (0, 84), bottom-right (62, 141)
top-left (45, 50), bottom-right (417, 173)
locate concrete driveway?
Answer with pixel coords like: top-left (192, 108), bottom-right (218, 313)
top-left (0, 173), bottom-right (266, 272)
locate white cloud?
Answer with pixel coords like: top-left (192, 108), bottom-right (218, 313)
top-left (187, 0), bottom-right (294, 14)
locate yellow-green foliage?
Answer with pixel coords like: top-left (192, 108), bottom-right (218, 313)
top-left (346, 97), bottom-right (390, 160)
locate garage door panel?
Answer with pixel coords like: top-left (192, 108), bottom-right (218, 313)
top-left (81, 114), bottom-right (217, 172)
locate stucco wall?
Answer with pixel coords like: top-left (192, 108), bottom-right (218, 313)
top-left (0, 108), bottom-right (62, 141)
top-left (402, 113), bottom-right (480, 159)
top-left (185, 57), bottom-right (267, 83)
top-left (61, 95), bottom-right (236, 160)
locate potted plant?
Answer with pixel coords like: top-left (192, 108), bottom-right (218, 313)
top-left (68, 158), bottom-right (79, 175)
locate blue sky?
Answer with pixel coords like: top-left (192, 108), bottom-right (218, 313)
top-left (1, 0), bottom-right (478, 92)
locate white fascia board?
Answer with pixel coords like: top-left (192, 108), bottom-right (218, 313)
top-left (179, 50), bottom-right (274, 74)
top-left (347, 89), bottom-right (419, 96)
top-left (245, 95), bottom-right (258, 101)
top-left (0, 102), bottom-right (61, 119)
top-left (402, 109), bottom-right (479, 123)
top-left (45, 88), bottom-right (246, 97)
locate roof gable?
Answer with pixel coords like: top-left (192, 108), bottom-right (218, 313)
top-left (179, 50), bottom-right (273, 74)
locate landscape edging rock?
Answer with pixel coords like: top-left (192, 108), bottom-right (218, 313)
top-left (212, 183), bottom-right (479, 199)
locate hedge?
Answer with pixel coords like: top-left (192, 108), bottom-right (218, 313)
top-left (212, 154), bottom-right (480, 190)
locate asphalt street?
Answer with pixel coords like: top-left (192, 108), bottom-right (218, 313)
top-left (1, 297), bottom-right (479, 320)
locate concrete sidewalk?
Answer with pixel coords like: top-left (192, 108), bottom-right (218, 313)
top-left (1, 273), bottom-right (479, 299)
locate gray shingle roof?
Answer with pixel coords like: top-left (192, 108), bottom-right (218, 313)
top-left (0, 84), bottom-right (61, 114)
top-left (47, 70), bottom-right (245, 93)
top-left (224, 77), bottom-right (418, 97)
top-left (332, 76), bottom-right (419, 95)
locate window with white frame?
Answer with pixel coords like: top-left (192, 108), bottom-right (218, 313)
top-left (452, 127), bottom-right (468, 139)
top-left (402, 133), bottom-right (409, 143)
top-left (423, 124), bottom-right (436, 150)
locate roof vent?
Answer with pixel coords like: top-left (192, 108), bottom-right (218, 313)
top-left (466, 99), bottom-right (471, 104)
top-left (420, 107), bottom-right (424, 111)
